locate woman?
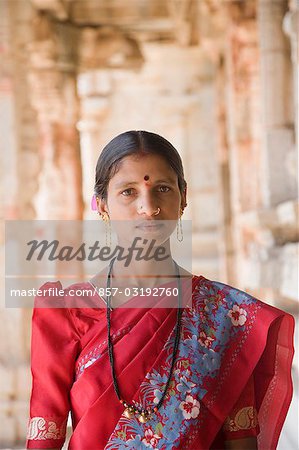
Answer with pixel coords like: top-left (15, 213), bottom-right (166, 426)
top-left (26, 131), bottom-right (295, 450)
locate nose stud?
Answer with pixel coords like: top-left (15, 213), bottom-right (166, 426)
top-left (139, 205), bottom-right (160, 216)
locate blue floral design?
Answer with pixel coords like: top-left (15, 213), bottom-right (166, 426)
top-left (177, 374), bottom-right (195, 395)
top-left (126, 434), bottom-right (149, 449)
top-left (202, 349), bottom-right (221, 372)
top-left (105, 277), bottom-right (257, 449)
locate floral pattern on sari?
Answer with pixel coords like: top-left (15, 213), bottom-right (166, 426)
top-left (105, 277), bottom-right (261, 449)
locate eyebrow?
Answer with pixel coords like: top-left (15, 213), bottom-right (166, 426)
top-left (114, 178), bottom-right (177, 189)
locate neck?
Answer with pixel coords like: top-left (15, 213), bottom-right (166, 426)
top-left (110, 238), bottom-right (176, 288)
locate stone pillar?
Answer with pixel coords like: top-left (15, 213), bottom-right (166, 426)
top-left (0, 1), bottom-right (40, 446)
top-left (28, 13), bottom-right (84, 220)
top-left (2, 0), bottom-right (40, 221)
top-left (222, 1), bottom-right (264, 290)
top-left (215, 52), bottom-right (236, 285)
top-left (283, 1), bottom-right (299, 154)
top-left (1, 4), bottom-right (84, 446)
top-left (253, 0), bottom-right (298, 308)
top-left (258, 0), bottom-right (296, 206)
top-left (279, 5), bottom-right (299, 448)
top-left (77, 70), bottom-right (112, 218)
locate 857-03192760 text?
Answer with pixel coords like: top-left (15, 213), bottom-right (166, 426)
top-left (91, 286), bottom-right (179, 298)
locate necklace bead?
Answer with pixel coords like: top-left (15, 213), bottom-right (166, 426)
top-left (124, 407), bottom-right (134, 419)
top-left (138, 414), bottom-right (149, 423)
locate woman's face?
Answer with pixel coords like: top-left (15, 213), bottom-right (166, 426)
top-left (97, 153), bottom-right (186, 244)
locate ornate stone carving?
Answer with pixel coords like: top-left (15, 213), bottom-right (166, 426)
top-left (79, 27), bottom-right (144, 70)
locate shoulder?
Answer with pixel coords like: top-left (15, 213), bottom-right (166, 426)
top-left (194, 274), bottom-right (256, 299)
top-left (32, 281), bottom-right (79, 336)
top-left (33, 280), bottom-right (65, 308)
top-left (34, 280), bottom-right (99, 306)
top-left (192, 275), bottom-right (293, 323)
top-left (32, 280), bottom-right (101, 331)
top-left (199, 276), bottom-right (259, 306)
top-left (63, 281), bottom-right (102, 310)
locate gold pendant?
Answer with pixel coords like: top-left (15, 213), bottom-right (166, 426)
top-left (124, 407), bottom-right (134, 419)
top-left (138, 414), bottom-right (148, 423)
top-left (138, 412), bottom-right (151, 423)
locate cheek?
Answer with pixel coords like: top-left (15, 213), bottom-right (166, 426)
top-left (166, 193), bottom-right (181, 206)
top-left (109, 200), bottom-right (135, 219)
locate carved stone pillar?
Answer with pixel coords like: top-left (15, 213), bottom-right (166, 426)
top-left (77, 70), bottom-right (112, 217)
top-left (3, 1), bottom-right (40, 220)
top-left (215, 53), bottom-right (236, 284)
top-left (222, 2), bottom-right (263, 289)
top-left (254, 0), bottom-right (298, 309)
top-left (28, 14), bottom-right (84, 220)
top-left (0, 1), bottom-right (40, 447)
top-left (279, 5), bottom-right (299, 448)
top-left (283, 2), bottom-right (299, 152)
top-left (258, 0), bottom-right (296, 206)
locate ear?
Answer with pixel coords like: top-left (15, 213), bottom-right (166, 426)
top-left (96, 196), bottom-right (109, 216)
top-left (181, 185), bottom-right (187, 210)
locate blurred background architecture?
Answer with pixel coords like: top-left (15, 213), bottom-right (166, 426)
top-left (0, 0), bottom-right (298, 448)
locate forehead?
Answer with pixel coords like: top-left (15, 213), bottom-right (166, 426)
top-left (111, 153), bottom-right (177, 180)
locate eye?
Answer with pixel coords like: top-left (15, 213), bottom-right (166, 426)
top-left (121, 188), bottom-right (135, 196)
top-left (158, 185), bottom-right (171, 193)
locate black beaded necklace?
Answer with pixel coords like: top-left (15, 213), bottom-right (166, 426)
top-left (106, 257), bottom-right (183, 423)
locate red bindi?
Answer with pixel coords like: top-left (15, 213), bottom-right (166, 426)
top-left (144, 175), bottom-right (149, 181)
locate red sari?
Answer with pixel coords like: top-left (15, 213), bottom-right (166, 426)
top-left (26, 275), bottom-right (295, 449)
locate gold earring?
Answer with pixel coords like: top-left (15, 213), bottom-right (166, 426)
top-left (177, 207), bottom-right (184, 242)
top-left (100, 212), bottom-right (111, 247)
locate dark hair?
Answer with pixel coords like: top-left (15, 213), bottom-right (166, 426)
top-left (94, 130), bottom-right (187, 202)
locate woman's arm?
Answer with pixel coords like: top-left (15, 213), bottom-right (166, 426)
top-left (26, 283), bottom-right (80, 449)
top-left (225, 436), bottom-right (258, 449)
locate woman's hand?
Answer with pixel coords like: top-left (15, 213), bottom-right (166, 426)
top-left (225, 436), bottom-right (258, 449)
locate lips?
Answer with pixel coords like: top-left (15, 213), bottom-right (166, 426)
top-left (135, 221), bottom-right (164, 231)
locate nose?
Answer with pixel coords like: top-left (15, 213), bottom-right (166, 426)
top-left (137, 192), bottom-right (159, 217)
